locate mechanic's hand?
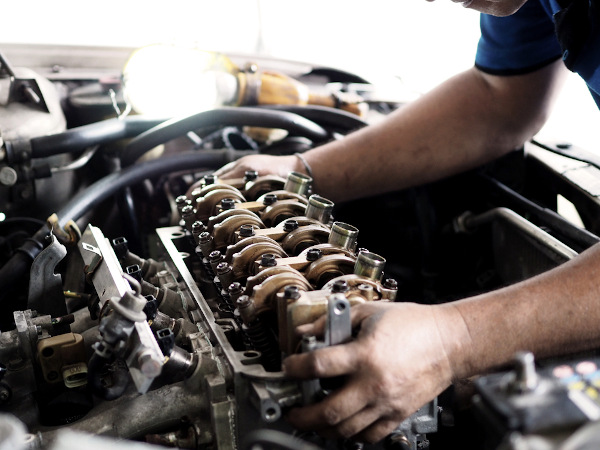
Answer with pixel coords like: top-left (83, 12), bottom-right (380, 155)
top-left (213, 154), bottom-right (303, 180)
top-left (282, 301), bottom-right (460, 443)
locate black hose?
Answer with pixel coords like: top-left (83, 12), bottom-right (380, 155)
top-left (87, 353), bottom-right (129, 401)
top-left (121, 107), bottom-right (330, 166)
top-left (260, 104), bottom-right (368, 132)
top-left (0, 151), bottom-right (230, 305)
top-left (27, 116), bottom-right (168, 159)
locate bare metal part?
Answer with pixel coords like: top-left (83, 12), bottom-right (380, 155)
top-left (28, 234), bottom-right (68, 318)
top-left (322, 274), bottom-right (387, 302)
top-left (213, 214), bottom-right (266, 248)
top-left (79, 225), bottom-right (129, 308)
top-left (256, 190), bottom-right (309, 205)
top-left (281, 224), bottom-right (330, 255)
top-left (304, 254), bottom-right (357, 288)
top-left (455, 208), bottom-right (578, 260)
top-left (325, 294), bottom-right (351, 346)
top-left (244, 175), bottom-right (286, 200)
top-left (284, 171), bottom-right (312, 196)
top-left (328, 222), bottom-right (359, 252)
top-left (224, 235), bottom-right (281, 263)
top-left (354, 250), bottom-right (386, 281)
top-left (187, 181), bottom-right (241, 203)
top-left (260, 199), bottom-right (308, 227)
top-left (195, 188), bottom-right (246, 222)
top-left (206, 208), bottom-right (264, 233)
top-left (248, 268), bottom-right (311, 317)
top-left (231, 242), bottom-right (288, 280)
top-left (305, 194), bottom-right (334, 224)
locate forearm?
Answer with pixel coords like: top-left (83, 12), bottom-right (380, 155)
top-left (304, 62), bottom-right (565, 202)
top-left (440, 242), bottom-right (600, 380)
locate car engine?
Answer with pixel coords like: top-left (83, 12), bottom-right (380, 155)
top-left (1, 44), bottom-right (600, 450)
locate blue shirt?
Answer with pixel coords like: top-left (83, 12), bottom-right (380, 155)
top-left (475, 0), bottom-right (600, 108)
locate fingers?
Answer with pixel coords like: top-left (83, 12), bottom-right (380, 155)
top-left (286, 372), bottom-right (383, 431)
top-left (283, 340), bottom-right (362, 379)
top-left (212, 161), bottom-right (239, 178)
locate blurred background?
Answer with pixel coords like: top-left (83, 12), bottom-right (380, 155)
top-left (2, 0), bottom-right (598, 151)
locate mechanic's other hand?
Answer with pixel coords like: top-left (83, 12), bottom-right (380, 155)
top-left (282, 301), bottom-right (462, 443)
top-left (213, 154), bottom-right (303, 180)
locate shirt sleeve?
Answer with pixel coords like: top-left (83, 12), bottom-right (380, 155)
top-left (475, 0), bottom-right (562, 75)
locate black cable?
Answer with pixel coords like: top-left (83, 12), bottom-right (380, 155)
top-left (57, 150), bottom-right (229, 227)
top-left (121, 107), bottom-right (330, 166)
top-left (24, 116), bottom-right (168, 159)
top-left (0, 151), bottom-right (230, 306)
top-left (259, 104), bottom-right (368, 132)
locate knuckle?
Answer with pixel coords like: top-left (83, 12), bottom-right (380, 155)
top-left (321, 405), bottom-right (343, 427)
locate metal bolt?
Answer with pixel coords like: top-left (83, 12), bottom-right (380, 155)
top-left (221, 198), bottom-right (235, 210)
top-left (260, 253), bottom-right (277, 267)
top-left (331, 280), bottom-right (349, 293)
top-left (283, 285), bottom-right (301, 300)
top-left (181, 204), bottom-right (195, 218)
top-left (263, 194), bottom-right (278, 206)
top-left (228, 282), bottom-right (243, 296)
top-left (209, 250), bottom-right (222, 263)
top-left (383, 278), bottom-right (398, 290)
top-left (0, 167), bottom-right (18, 187)
top-left (216, 262), bottom-right (231, 275)
top-left (191, 221), bottom-right (205, 234)
top-left (175, 195), bottom-right (190, 211)
top-left (236, 295), bottom-right (251, 309)
top-left (306, 248), bottom-right (322, 262)
top-left (138, 351), bottom-right (162, 378)
top-left (239, 224), bottom-right (255, 237)
top-left (283, 219), bottom-right (299, 232)
top-left (199, 232), bottom-right (211, 244)
top-left (244, 170), bottom-right (258, 182)
top-left (204, 174), bottom-right (216, 185)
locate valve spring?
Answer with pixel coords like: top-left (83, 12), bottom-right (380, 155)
top-left (243, 318), bottom-right (280, 371)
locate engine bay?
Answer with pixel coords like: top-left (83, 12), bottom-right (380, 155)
top-left (1, 44), bottom-right (600, 450)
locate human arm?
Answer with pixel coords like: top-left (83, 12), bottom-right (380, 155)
top-left (282, 242), bottom-right (600, 443)
top-left (215, 60), bottom-right (567, 202)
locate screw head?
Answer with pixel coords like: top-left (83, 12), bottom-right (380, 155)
top-left (244, 170), bottom-right (258, 182)
top-left (306, 248), bottom-right (322, 262)
top-left (383, 278), bottom-right (398, 290)
top-left (221, 198), bottom-right (235, 210)
top-left (239, 224), bottom-right (255, 237)
top-left (283, 219), bottom-right (299, 232)
top-left (260, 253), bottom-right (277, 267)
top-left (263, 194), bottom-right (278, 206)
top-left (331, 280), bottom-right (349, 293)
top-left (283, 285), bottom-right (301, 300)
top-left (204, 174), bottom-right (216, 185)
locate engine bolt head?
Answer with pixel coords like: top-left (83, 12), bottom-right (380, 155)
top-left (204, 174), bottom-right (216, 185)
top-left (216, 262), bottom-right (231, 275)
top-left (236, 295), bottom-right (251, 308)
top-left (306, 248), bottom-right (323, 262)
top-left (175, 195), bottom-right (190, 207)
top-left (228, 282), bottom-right (243, 295)
top-left (260, 253), bottom-right (277, 267)
top-left (283, 285), bottom-right (301, 300)
top-left (191, 221), bottom-right (205, 233)
top-left (239, 224), bottom-right (255, 237)
top-left (383, 278), bottom-right (398, 290)
top-left (199, 231), bottom-right (211, 243)
top-left (221, 198), bottom-right (235, 210)
top-left (331, 280), bottom-right (349, 293)
top-left (181, 204), bottom-right (194, 217)
top-left (244, 170), bottom-right (258, 182)
top-left (283, 219), bottom-right (299, 232)
top-left (209, 250), bottom-right (222, 262)
top-left (263, 194), bottom-right (278, 206)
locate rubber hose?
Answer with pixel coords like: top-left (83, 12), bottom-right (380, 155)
top-left (29, 116), bottom-right (168, 158)
top-left (87, 353), bottom-right (129, 401)
top-left (260, 104), bottom-right (368, 132)
top-left (121, 107), bottom-right (330, 166)
top-left (0, 150), bottom-right (230, 302)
